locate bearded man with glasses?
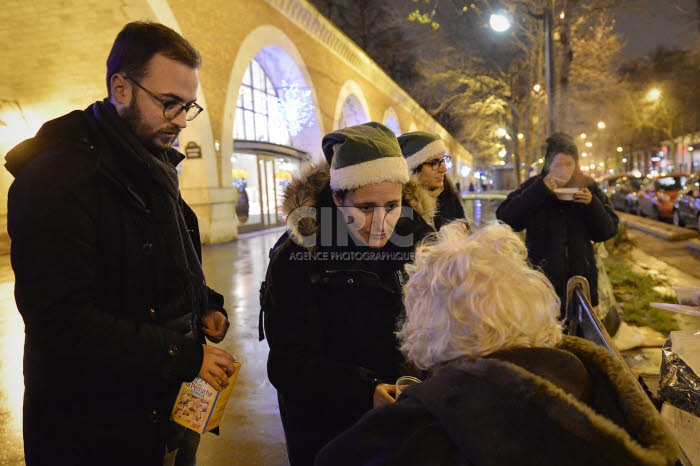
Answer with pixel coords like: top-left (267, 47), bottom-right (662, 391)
top-left (5, 21), bottom-right (236, 466)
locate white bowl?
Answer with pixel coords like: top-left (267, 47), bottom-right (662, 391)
top-left (553, 188), bottom-right (579, 201)
top-left (672, 286), bottom-right (700, 306)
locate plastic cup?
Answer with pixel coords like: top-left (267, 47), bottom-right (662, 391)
top-left (395, 375), bottom-right (421, 398)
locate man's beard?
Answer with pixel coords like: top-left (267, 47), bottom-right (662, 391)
top-left (121, 97), bottom-right (180, 153)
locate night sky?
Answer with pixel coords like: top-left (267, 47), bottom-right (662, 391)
top-left (615, 0), bottom-right (697, 59)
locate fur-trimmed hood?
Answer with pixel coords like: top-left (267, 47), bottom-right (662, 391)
top-left (316, 335), bottom-right (679, 466)
top-left (402, 178), bottom-right (437, 230)
top-left (282, 162), bottom-right (436, 245)
top-left (414, 335), bottom-right (679, 466)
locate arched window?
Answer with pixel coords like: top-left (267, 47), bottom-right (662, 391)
top-left (338, 94), bottom-right (367, 129)
top-left (234, 59), bottom-right (291, 145)
top-left (384, 116), bottom-right (400, 135)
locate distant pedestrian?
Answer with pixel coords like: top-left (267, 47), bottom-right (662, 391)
top-left (5, 21), bottom-right (236, 466)
top-left (496, 132), bottom-right (618, 316)
top-left (262, 122), bottom-right (420, 466)
top-left (398, 131), bottom-right (467, 230)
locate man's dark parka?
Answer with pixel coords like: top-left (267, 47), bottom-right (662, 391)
top-left (6, 106), bottom-right (223, 465)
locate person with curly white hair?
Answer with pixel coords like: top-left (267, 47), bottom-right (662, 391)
top-left (315, 222), bottom-right (679, 466)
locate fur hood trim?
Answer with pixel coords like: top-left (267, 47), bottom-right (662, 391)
top-left (403, 178), bottom-right (437, 230)
top-left (432, 336), bottom-right (679, 465)
top-left (282, 163), bottom-right (332, 246)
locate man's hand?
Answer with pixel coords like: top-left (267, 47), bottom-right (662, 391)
top-left (198, 344), bottom-right (237, 391)
top-left (373, 383), bottom-right (396, 408)
top-left (202, 310), bottom-right (230, 343)
top-left (573, 188), bottom-right (593, 205)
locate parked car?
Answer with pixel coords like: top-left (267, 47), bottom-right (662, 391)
top-left (599, 174), bottom-right (627, 200)
top-left (672, 173), bottom-right (700, 230)
top-left (636, 173), bottom-right (690, 221)
top-left (600, 175), bottom-right (644, 212)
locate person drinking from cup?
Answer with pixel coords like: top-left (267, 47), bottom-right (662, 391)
top-left (262, 122), bottom-right (421, 466)
top-left (496, 132), bottom-right (618, 317)
top-left (316, 222), bottom-right (679, 466)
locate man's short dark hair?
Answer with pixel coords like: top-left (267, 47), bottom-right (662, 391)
top-left (106, 21), bottom-right (201, 96)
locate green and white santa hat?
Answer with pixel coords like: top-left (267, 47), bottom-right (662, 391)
top-left (397, 131), bottom-right (448, 171)
top-left (322, 122), bottom-right (409, 191)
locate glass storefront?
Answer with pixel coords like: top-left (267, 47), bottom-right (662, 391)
top-left (232, 142), bottom-right (304, 233)
top-left (232, 57), bottom-right (314, 232)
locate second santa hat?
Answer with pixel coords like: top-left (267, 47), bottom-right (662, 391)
top-left (397, 131), bottom-right (448, 171)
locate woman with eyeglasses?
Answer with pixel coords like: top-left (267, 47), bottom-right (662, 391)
top-left (398, 131), bottom-right (467, 231)
top-left (261, 122), bottom-right (427, 466)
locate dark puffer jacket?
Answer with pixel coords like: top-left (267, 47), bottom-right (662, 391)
top-left (435, 176), bottom-right (466, 230)
top-left (6, 107), bottom-right (222, 465)
top-left (496, 173), bottom-right (618, 313)
top-left (262, 164), bottom-right (423, 466)
top-left (316, 336), bottom-right (680, 466)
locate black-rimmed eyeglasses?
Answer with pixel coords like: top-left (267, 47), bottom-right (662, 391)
top-left (424, 155), bottom-right (451, 171)
top-left (125, 76), bottom-right (203, 121)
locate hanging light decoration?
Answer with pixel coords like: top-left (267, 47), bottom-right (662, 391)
top-left (276, 81), bottom-right (315, 136)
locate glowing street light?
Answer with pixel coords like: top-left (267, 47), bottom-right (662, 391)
top-left (489, 13), bottom-right (511, 32)
top-left (648, 88), bottom-right (661, 100)
top-left (490, 6), bottom-right (554, 136)
top-left (580, 133), bottom-right (587, 139)
top-left (616, 147), bottom-right (623, 152)
top-left (597, 121), bottom-right (606, 129)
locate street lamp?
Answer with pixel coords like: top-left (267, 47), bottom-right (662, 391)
top-left (489, 13), bottom-right (511, 32)
top-left (489, 3), bottom-right (555, 137)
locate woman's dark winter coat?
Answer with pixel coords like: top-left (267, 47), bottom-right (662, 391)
top-left (315, 336), bottom-right (680, 466)
top-left (397, 175), bottom-right (467, 243)
top-left (262, 164), bottom-right (425, 466)
top-left (5, 106), bottom-right (223, 465)
top-left (496, 173), bottom-right (618, 313)
top-left (435, 176), bottom-right (466, 230)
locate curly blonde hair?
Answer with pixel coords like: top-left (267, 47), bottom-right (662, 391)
top-left (399, 221), bottom-right (563, 370)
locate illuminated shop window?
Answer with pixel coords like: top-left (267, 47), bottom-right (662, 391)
top-left (234, 59), bottom-right (291, 145)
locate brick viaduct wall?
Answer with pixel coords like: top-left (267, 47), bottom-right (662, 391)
top-left (0, 0), bottom-right (472, 244)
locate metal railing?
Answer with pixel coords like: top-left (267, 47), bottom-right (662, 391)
top-left (564, 276), bottom-right (652, 397)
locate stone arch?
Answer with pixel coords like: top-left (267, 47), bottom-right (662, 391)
top-left (382, 107), bottom-right (401, 135)
top-left (333, 81), bottom-right (370, 129)
top-left (222, 25), bottom-right (324, 185)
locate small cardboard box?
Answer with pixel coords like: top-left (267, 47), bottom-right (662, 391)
top-left (170, 362), bottom-right (241, 433)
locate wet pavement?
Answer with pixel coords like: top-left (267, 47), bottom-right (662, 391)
top-left (1, 207), bottom-right (700, 465)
